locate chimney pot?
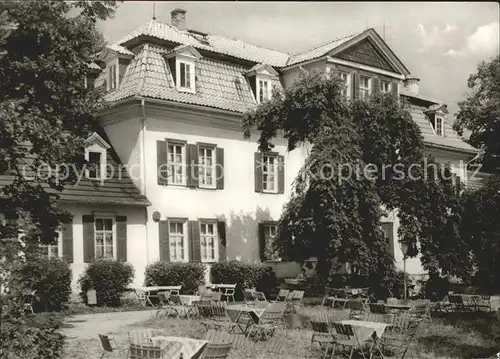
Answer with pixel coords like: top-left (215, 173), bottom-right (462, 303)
top-left (404, 76), bottom-right (420, 95)
top-left (171, 8), bottom-right (187, 31)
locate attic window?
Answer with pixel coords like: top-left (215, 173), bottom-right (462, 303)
top-left (258, 78), bottom-right (271, 103)
top-left (85, 133), bottom-right (111, 181)
top-left (435, 115), bottom-right (444, 136)
top-left (106, 61), bottom-right (118, 91)
top-left (165, 45), bottom-right (201, 94)
top-left (179, 61), bottom-right (193, 90)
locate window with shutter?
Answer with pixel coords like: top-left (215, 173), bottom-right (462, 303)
top-left (40, 232), bottom-right (61, 258)
top-left (168, 219), bottom-right (188, 262)
top-left (200, 220), bottom-right (218, 262)
top-left (94, 217), bottom-right (115, 259)
top-left (167, 141), bottom-right (186, 185)
top-left (381, 222), bottom-right (395, 259)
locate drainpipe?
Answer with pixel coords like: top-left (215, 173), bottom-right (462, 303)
top-left (140, 98), bottom-right (149, 264)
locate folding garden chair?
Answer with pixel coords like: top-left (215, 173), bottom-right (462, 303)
top-left (254, 291), bottom-right (267, 302)
top-left (330, 322), bottom-right (372, 359)
top-left (309, 311), bottom-right (336, 358)
top-left (155, 292), bottom-right (172, 319)
top-left (409, 302), bottom-right (432, 323)
top-left (381, 319), bottom-right (420, 359)
top-left (244, 289), bottom-right (256, 306)
top-left (273, 289), bottom-right (290, 302)
top-left (245, 304), bottom-right (286, 341)
top-left (289, 290), bottom-right (305, 307)
top-left (448, 294), bottom-right (466, 312)
top-left (348, 299), bottom-right (367, 320)
top-left (98, 334), bottom-right (118, 359)
top-left (479, 295), bottom-right (492, 312)
top-left (202, 302), bottom-right (238, 334)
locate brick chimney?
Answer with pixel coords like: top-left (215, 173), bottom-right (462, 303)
top-left (171, 8), bottom-right (186, 31)
top-left (403, 77), bottom-right (420, 94)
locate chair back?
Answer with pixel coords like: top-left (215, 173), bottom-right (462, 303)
top-left (480, 294), bottom-right (491, 301)
top-left (243, 289), bottom-right (255, 303)
top-left (276, 289), bottom-right (290, 301)
top-left (202, 342), bottom-right (233, 359)
top-left (332, 322), bottom-right (354, 337)
top-left (98, 334), bottom-right (115, 352)
top-left (254, 291), bottom-right (267, 301)
top-left (332, 288), bottom-right (346, 298)
top-left (369, 303), bottom-right (387, 314)
top-left (449, 294), bottom-right (463, 304)
top-left (210, 301), bottom-right (227, 319)
top-left (310, 311), bottom-right (331, 334)
top-left (348, 299), bottom-right (365, 312)
top-left (211, 291), bottom-right (222, 302)
top-left (157, 292), bottom-right (169, 306)
top-left (197, 304), bottom-right (213, 318)
top-left (169, 294), bottom-right (182, 305)
top-left (390, 313), bottom-right (411, 331)
top-left (129, 343), bottom-right (166, 359)
top-left (128, 329), bottom-right (159, 344)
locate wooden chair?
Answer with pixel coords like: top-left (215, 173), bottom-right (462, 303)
top-left (330, 322), bottom-right (365, 359)
top-left (309, 311), bottom-right (335, 358)
top-left (254, 291), bottom-right (267, 302)
top-left (381, 319), bottom-right (420, 359)
top-left (448, 294), bottom-right (466, 312)
top-left (128, 342), bottom-right (175, 359)
top-left (98, 334), bottom-right (118, 359)
top-left (479, 295), bottom-right (492, 312)
top-left (348, 299), bottom-right (367, 320)
top-left (128, 329), bottom-right (162, 345)
top-left (201, 302), bottom-right (237, 334)
top-left (274, 289), bottom-right (290, 302)
top-left (409, 302), bottom-right (432, 323)
top-left (201, 342), bottom-right (233, 359)
top-left (222, 285), bottom-right (236, 303)
top-left (289, 290), bottom-right (305, 307)
top-left (243, 289), bottom-right (256, 306)
top-left (245, 304), bottom-right (285, 341)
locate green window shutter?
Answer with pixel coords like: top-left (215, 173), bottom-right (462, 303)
top-left (258, 223), bottom-right (266, 262)
top-left (352, 72), bottom-right (360, 99)
top-left (217, 221), bottom-right (227, 262)
top-left (278, 155), bottom-right (285, 194)
top-left (381, 222), bottom-right (395, 259)
top-left (189, 220), bottom-right (201, 262)
top-left (116, 216), bottom-right (127, 262)
top-left (159, 220), bottom-right (170, 262)
top-left (391, 80), bottom-right (399, 100)
top-left (157, 140), bottom-right (168, 185)
top-left (216, 147), bottom-right (224, 189)
top-left (82, 215), bottom-right (95, 263)
top-left (187, 144), bottom-right (199, 188)
top-left (373, 77), bottom-right (380, 95)
top-left (254, 152), bottom-right (262, 193)
top-left (62, 219), bottom-right (73, 263)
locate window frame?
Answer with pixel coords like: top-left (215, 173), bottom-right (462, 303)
top-left (380, 80), bottom-right (392, 94)
top-left (263, 222), bottom-right (281, 262)
top-left (435, 115), bottom-right (445, 136)
top-left (40, 232), bottom-right (62, 259)
top-left (359, 75), bottom-right (372, 100)
top-left (176, 58), bottom-right (196, 93)
top-left (94, 217), bottom-right (116, 260)
top-left (167, 141), bottom-right (187, 186)
top-left (198, 145), bottom-right (216, 189)
top-left (85, 145), bottom-right (107, 181)
top-left (168, 219), bottom-right (188, 263)
top-left (261, 154), bottom-right (279, 194)
top-left (256, 75), bottom-right (273, 104)
top-left (106, 58), bottom-right (118, 91)
top-left (339, 72), bottom-right (352, 99)
top-left (199, 220), bottom-right (218, 263)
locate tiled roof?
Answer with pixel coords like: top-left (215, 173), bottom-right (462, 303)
top-left (105, 43), bottom-right (283, 113)
top-left (108, 43), bottom-right (135, 56)
top-left (286, 33), bottom-right (359, 66)
top-left (407, 103), bottom-right (478, 154)
top-left (0, 133), bottom-right (151, 207)
top-left (400, 88), bottom-right (444, 104)
top-left (116, 20), bottom-right (289, 67)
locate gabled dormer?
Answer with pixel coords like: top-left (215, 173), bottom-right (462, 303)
top-left (165, 45), bottom-right (202, 94)
top-left (98, 44), bottom-right (134, 92)
top-left (245, 63), bottom-right (279, 104)
top-left (85, 132), bottom-right (111, 181)
top-left (424, 104), bottom-right (448, 137)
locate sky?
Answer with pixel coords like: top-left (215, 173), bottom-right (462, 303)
top-left (98, 1), bottom-right (500, 115)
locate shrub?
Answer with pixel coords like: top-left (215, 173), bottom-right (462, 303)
top-left (11, 257), bottom-right (72, 312)
top-left (144, 262), bottom-right (205, 294)
top-left (210, 261), bottom-right (279, 301)
top-left (421, 275), bottom-right (451, 301)
top-left (78, 259), bottom-right (134, 307)
top-left (1, 295), bottom-right (65, 359)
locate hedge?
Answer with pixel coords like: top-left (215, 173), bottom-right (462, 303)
top-left (210, 261), bottom-right (279, 301)
top-left (78, 259), bottom-right (134, 307)
top-left (12, 257), bottom-right (72, 312)
top-left (144, 262), bottom-right (205, 294)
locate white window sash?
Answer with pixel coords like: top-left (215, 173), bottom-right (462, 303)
top-left (167, 143), bottom-right (186, 185)
top-left (435, 116), bottom-right (444, 136)
top-left (168, 221), bottom-right (187, 262)
top-left (262, 155), bottom-right (278, 193)
top-left (200, 221), bottom-right (218, 262)
top-left (198, 147), bottom-right (216, 188)
top-left (94, 217), bottom-right (116, 259)
top-left (340, 72), bottom-right (351, 98)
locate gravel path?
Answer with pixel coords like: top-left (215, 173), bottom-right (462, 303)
top-left (62, 310), bottom-right (156, 340)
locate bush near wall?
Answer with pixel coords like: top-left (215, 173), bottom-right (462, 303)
top-left (12, 257), bottom-right (72, 312)
top-left (78, 259), bottom-right (134, 307)
top-left (210, 261), bottom-right (279, 301)
top-left (144, 262), bottom-right (205, 294)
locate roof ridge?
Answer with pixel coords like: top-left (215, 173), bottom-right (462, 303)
top-left (138, 44), bottom-right (150, 94)
top-left (207, 33), bottom-right (289, 56)
top-left (290, 31), bottom-right (360, 56)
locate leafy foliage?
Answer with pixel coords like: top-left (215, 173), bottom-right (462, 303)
top-left (210, 261), bottom-right (279, 301)
top-left (0, 1), bottom-right (119, 357)
top-left (78, 259), bottom-right (134, 307)
top-left (243, 72), bottom-right (465, 287)
top-left (454, 55), bottom-right (500, 174)
top-left (10, 257), bottom-right (72, 312)
top-left (460, 175), bottom-right (500, 294)
top-left (144, 262), bottom-right (206, 294)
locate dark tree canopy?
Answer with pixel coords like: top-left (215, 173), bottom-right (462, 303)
top-left (454, 55), bottom-right (500, 174)
top-left (243, 72), bottom-right (467, 290)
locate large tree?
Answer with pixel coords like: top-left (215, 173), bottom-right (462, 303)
top-left (0, 1), bottom-right (119, 357)
top-left (454, 55), bottom-right (500, 174)
top-left (243, 72), bottom-right (468, 293)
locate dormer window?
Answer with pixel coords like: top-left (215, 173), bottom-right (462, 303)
top-left (107, 62), bottom-right (117, 91)
top-left (165, 45), bottom-right (202, 94)
top-left (85, 133), bottom-right (111, 181)
top-left (245, 63), bottom-right (279, 104)
top-left (258, 79), bottom-right (271, 103)
top-left (435, 115), bottom-right (444, 136)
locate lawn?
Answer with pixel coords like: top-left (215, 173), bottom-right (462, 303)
top-left (62, 306), bottom-right (500, 359)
